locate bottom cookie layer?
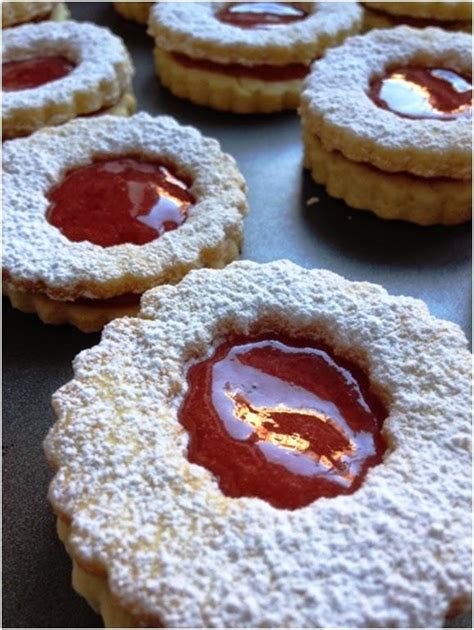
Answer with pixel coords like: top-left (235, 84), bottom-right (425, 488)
top-left (154, 47), bottom-right (302, 113)
top-left (57, 519), bottom-right (137, 628)
top-left (3, 89), bottom-right (136, 140)
top-left (4, 285), bottom-right (140, 333)
top-left (303, 131), bottom-right (471, 226)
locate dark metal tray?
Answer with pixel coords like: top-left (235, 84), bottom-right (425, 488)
top-left (3, 3), bottom-right (472, 627)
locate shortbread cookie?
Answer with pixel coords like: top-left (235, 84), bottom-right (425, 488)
top-left (148, 2), bottom-right (362, 113)
top-left (3, 113), bottom-right (248, 332)
top-left (44, 260), bottom-right (471, 627)
top-left (114, 2), bottom-right (154, 25)
top-left (2, 20), bottom-right (135, 139)
top-left (300, 26), bottom-right (472, 224)
top-left (2, 2), bottom-right (69, 28)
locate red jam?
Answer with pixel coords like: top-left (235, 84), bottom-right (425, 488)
top-left (217, 2), bottom-right (307, 29)
top-left (2, 56), bottom-right (75, 92)
top-left (172, 52), bottom-right (308, 81)
top-left (370, 66), bottom-right (472, 120)
top-left (46, 158), bottom-right (194, 247)
top-left (179, 336), bottom-right (387, 510)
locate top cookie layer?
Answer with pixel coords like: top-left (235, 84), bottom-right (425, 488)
top-left (45, 260), bottom-right (471, 628)
top-left (148, 1), bottom-right (363, 65)
top-left (3, 113), bottom-right (248, 300)
top-left (300, 26), bottom-right (472, 179)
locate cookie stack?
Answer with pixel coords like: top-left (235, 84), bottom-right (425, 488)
top-left (300, 26), bottom-right (472, 225)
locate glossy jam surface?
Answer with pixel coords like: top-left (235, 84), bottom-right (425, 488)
top-left (172, 52), bottom-right (308, 81)
top-left (370, 66), bottom-right (472, 120)
top-left (179, 336), bottom-right (387, 509)
top-left (46, 158), bottom-right (194, 247)
top-left (217, 2), bottom-right (307, 29)
top-left (2, 56), bottom-right (75, 92)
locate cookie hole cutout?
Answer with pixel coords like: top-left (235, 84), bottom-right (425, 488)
top-left (46, 156), bottom-right (194, 247)
top-left (179, 333), bottom-right (388, 509)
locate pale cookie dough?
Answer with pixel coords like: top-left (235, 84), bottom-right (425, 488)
top-left (2, 1), bottom-right (69, 28)
top-left (3, 113), bottom-right (248, 331)
top-left (148, 2), bottom-right (362, 113)
top-left (113, 2), bottom-right (154, 25)
top-left (302, 127), bottom-right (472, 226)
top-left (2, 20), bottom-right (134, 139)
top-left (44, 260), bottom-right (471, 628)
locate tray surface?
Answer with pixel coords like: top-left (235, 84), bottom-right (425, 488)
top-left (3, 3), bottom-right (472, 627)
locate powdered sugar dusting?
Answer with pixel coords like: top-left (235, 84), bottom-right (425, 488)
top-left (45, 260), bottom-right (471, 627)
top-left (2, 20), bottom-right (134, 135)
top-left (3, 112), bottom-right (248, 300)
top-left (148, 2), bottom-right (363, 65)
top-left (300, 26), bottom-right (472, 179)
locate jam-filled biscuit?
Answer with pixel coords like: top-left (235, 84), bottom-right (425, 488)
top-left (3, 113), bottom-right (248, 332)
top-left (113, 2), bottom-right (154, 25)
top-left (148, 2), bottom-right (362, 113)
top-left (361, 1), bottom-right (472, 33)
top-left (44, 259), bottom-right (471, 627)
top-left (300, 26), bottom-right (472, 225)
top-left (2, 20), bottom-right (136, 139)
top-left (2, 2), bottom-right (69, 28)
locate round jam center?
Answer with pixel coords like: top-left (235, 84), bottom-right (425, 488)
top-left (2, 56), bottom-right (75, 92)
top-left (217, 2), bottom-right (306, 28)
top-left (179, 337), bottom-right (387, 510)
top-left (370, 66), bottom-right (472, 120)
top-left (46, 158), bottom-right (194, 247)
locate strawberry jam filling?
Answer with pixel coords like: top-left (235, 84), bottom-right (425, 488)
top-left (217, 2), bottom-right (307, 29)
top-left (46, 158), bottom-right (194, 247)
top-left (171, 52), bottom-right (308, 81)
top-left (2, 56), bottom-right (75, 92)
top-left (179, 336), bottom-right (387, 510)
top-left (370, 66), bottom-right (472, 120)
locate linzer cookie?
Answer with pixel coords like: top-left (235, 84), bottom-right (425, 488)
top-left (2, 2), bottom-right (69, 28)
top-left (2, 20), bottom-right (135, 139)
top-left (114, 2), bottom-right (154, 25)
top-left (44, 259), bottom-right (471, 627)
top-left (148, 2), bottom-right (362, 113)
top-left (300, 26), bottom-right (472, 225)
top-left (361, 1), bottom-right (472, 33)
top-left (3, 113), bottom-right (248, 332)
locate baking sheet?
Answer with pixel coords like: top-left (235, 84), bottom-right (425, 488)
top-left (3, 3), bottom-right (472, 627)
